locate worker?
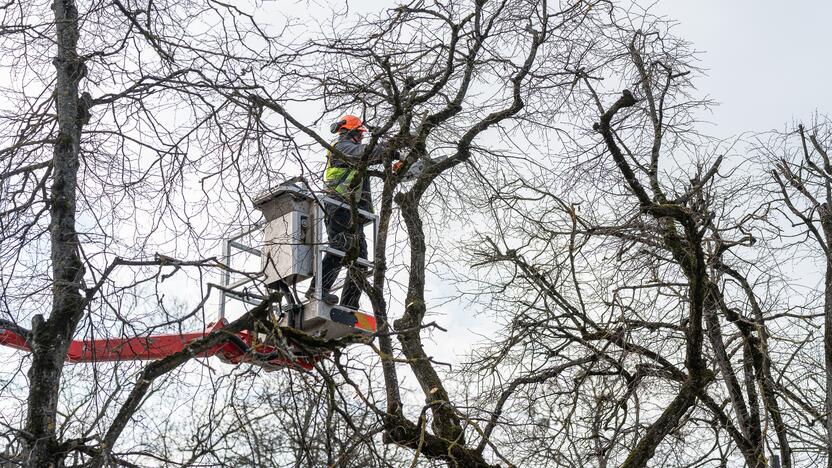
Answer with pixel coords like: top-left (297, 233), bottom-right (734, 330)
top-left (306, 115), bottom-right (388, 309)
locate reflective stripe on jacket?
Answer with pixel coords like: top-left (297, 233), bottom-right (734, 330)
top-left (323, 157), bottom-right (356, 197)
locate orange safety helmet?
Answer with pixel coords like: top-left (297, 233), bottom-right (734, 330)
top-left (329, 114), bottom-right (367, 135)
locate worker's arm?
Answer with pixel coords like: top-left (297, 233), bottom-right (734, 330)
top-left (333, 139), bottom-right (388, 166)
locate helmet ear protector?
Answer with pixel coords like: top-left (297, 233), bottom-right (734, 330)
top-left (329, 119), bottom-right (347, 134)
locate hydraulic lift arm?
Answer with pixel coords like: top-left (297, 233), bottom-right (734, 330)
top-left (0, 318), bottom-right (314, 371)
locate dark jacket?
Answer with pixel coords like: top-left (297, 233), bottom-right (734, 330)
top-left (325, 133), bottom-right (386, 212)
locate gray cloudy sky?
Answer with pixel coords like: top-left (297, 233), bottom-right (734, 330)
top-left (650, 0), bottom-right (832, 136)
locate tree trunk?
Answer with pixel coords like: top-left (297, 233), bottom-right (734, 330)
top-left (394, 191), bottom-right (464, 443)
top-left (820, 213), bottom-right (832, 468)
top-left (826, 254), bottom-right (832, 468)
top-left (369, 173), bottom-right (402, 415)
top-left (24, 0), bottom-right (86, 465)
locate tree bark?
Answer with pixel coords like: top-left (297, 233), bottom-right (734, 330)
top-left (815, 207), bottom-right (832, 468)
top-left (23, 0), bottom-right (86, 465)
top-left (825, 233), bottom-right (832, 468)
top-left (598, 90), bottom-right (711, 468)
top-left (705, 307), bottom-right (764, 467)
top-left (394, 191), bottom-right (464, 443)
top-left (370, 174), bottom-right (403, 414)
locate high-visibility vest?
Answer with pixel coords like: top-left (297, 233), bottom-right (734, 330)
top-left (324, 144), bottom-right (359, 199)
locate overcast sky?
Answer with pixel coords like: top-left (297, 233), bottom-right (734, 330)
top-left (649, 0), bottom-right (832, 137)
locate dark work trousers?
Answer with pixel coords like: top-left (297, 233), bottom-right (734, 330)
top-left (317, 202), bottom-right (368, 309)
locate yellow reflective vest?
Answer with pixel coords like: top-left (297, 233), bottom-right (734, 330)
top-left (324, 147), bottom-right (357, 198)
top-left (323, 136), bottom-right (385, 210)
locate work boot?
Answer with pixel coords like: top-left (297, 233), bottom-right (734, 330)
top-left (305, 288), bottom-right (338, 305)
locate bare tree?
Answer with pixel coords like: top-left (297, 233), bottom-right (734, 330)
top-left (0, 0), bottom-right (306, 464)
top-left (763, 118), bottom-right (832, 466)
top-left (2, 0), bottom-right (829, 467)
top-left (455, 17), bottom-right (811, 467)
top-left (2, 0), bottom-right (607, 464)
top-left (247, 1), bottom-right (619, 465)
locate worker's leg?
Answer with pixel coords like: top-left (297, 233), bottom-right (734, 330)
top-left (339, 227), bottom-right (368, 309)
top-left (307, 203), bottom-right (350, 304)
top-left (319, 253), bottom-right (341, 291)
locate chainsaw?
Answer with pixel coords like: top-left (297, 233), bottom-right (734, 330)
top-left (393, 155), bottom-right (449, 182)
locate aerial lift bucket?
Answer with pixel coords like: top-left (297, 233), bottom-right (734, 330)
top-left (252, 179), bottom-right (378, 340)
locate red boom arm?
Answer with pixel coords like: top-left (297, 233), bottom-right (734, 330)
top-left (0, 319), bottom-right (314, 371)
